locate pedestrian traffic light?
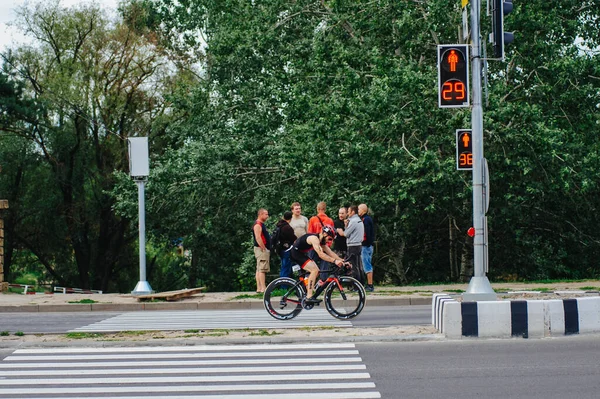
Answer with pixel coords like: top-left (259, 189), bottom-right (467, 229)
top-left (456, 129), bottom-right (473, 170)
top-left (438, 45), bottom-right (470, 108)
top-left (491, 0), bottom-right (514, 60)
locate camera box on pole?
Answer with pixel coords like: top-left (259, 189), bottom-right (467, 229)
top-left (128, 137), bottom-right (149, 177)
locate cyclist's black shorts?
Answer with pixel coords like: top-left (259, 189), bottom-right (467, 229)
top-left (290, 248), bottom-right (319, 269)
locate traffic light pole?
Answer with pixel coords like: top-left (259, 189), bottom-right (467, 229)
top-left (463, 0), bottom-right (497, 301)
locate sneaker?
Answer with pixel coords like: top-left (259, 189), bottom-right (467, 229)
top-left (304, 297), bottom-right (322, 305)
top-left (365, 285), bottom-right (374, 292)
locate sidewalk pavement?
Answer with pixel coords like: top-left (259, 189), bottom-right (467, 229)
top-left (1, 280), bottom-right (598, 312)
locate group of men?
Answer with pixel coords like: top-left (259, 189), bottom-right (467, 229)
top-left (252, 202), bottom-right (375, 298)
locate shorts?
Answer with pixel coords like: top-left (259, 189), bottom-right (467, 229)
top-left (290, 248), bottom-right (314, 269)
top-left (254, 247), bottom-right (270, 273)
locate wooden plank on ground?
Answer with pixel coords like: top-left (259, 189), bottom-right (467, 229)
top-left (136, 287), bottom-right (206, 302)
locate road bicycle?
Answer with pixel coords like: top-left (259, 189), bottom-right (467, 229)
top-left (263, 260), bottom-right (366, 321)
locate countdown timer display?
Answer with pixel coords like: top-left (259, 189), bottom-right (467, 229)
top-left (438, 45), bottom-right (470, 108)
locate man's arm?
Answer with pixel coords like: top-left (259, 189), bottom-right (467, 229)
top-left (253, 224), bottom-right (266, 250)
top-left (308, 236), bottom-right (342, 265)
top-left (339, 219), bottom-right (356, 238)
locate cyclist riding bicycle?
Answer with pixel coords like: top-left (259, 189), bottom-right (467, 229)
top-left (290, 225), bottom-right (346, 304)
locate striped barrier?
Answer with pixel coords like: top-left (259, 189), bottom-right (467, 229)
top-left (432, 294), bottom-right (600, 339)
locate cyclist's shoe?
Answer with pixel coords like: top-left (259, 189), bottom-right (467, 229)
top-left (304, 297), bottom-right (322, 305)
top-left (365, 284), bottom-right (375, 292)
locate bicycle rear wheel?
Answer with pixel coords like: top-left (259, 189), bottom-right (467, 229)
top-left (264, 277), bottom-right (306, 320)
top-left (324, 276), bottom-right (366, 320)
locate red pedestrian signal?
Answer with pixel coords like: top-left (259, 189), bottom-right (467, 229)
top-left (456, 129), bottom-right (473, 170)
top-left (438, 45), bottom-right (470, 108)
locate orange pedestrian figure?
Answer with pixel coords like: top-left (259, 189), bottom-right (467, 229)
top-left (448, 50), bottom-right (458, 72)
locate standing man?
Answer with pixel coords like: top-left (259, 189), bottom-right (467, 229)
top-left (289, 202), bottom-right (309, 239)
top-left (336, 205), bottom-right (364, 285)
top-left (252, 208), bottom-right (270, 293)
top-left (359, 203), bottom-right (375, 292)
top-left (308, 201), bottom-right (334, 234)
top-left (308, 202), bottom-right (335, 281)
top-left (275, 211), bottom-right (297, 278)
top-left (333, 207), bottom-right (348, 258)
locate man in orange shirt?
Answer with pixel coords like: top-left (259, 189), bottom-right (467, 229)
top-left (308, 202), bottom-right (335, 281)
top-left (308, 201), bottom-right (334, 234)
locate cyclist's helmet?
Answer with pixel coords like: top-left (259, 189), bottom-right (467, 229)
top-left (321, 225), bottom-right (336, 239)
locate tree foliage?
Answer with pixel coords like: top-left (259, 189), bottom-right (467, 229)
top-left (2, 0), bottom-right (599, 291)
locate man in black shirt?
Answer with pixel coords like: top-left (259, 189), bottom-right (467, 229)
top-left (333, 207), bottom-right (347, 258)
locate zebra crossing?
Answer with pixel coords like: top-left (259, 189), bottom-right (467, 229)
top-left (0, 343), bottom-right (381, 398)
top-left (69, 309), bottom-right (352, 333)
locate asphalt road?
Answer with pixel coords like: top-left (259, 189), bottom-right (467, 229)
top-left (359, 335), bottom-right (600, 399)
top-left (1, 333), bottom-right (599, 398)
top-left (0, 305), bottom-right (432, 334)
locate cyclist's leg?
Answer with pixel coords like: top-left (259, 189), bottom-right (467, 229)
top-left (303, 260), bottom-right (320, 299)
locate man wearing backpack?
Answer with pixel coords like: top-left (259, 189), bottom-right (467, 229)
top-left (273, 211), bottom-right (297, 279)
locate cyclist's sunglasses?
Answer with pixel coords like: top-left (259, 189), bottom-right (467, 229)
top-left (325, 236), bottom-right (333, 243)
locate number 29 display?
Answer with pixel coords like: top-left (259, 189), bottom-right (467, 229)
top-left (438, 45), bottom-right (470, 108)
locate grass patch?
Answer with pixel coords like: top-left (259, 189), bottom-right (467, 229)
top-left (579, 287), bottom-right (600, 291)
top-left (249, 329), bottom-right (283, 336)
top-left (0, 331), bottom-right (9, 336)
top-left (443, 289), bottom-right (465, 293)
top-left (65, 332), bottom-right (103, 339)
top-left (118, 331), bottom-right (148, 336)
top-left (231, 293), bottom-right (264, 300)
top-left (184, 329), bottom-right (200, 333)
top-left (68, 299), bottom-right (97, 304)
top-left (14, 331), bottom-right (24, 336)
top-left (298, 326), bottom-right (337, 331)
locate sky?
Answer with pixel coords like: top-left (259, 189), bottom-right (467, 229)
top-left (0, 0), bottom-right (118, 51)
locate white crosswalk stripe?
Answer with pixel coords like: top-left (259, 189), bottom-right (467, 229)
top-left (0, 343), bottom-right (381, 398)
top-left (69, 309), bottom-right (352, 332)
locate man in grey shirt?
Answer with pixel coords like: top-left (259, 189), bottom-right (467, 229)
top-left (336, 205), bottom-right (364, 284)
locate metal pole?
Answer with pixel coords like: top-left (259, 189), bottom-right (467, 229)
top-left (131, 179), bottom-right (153, 295)
top-left (463, 0), bottom-right (496, 301)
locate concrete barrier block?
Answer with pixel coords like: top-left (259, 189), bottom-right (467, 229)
top-left (526, 300), bottom-right (545, 338)
top-left (576, 297), bottom-right (600, 334)
top-left (477, 301), bottom-right (511, 338)
top-left (432, 295), bottom-right (453, 330)
top-left (544, 300), bottom-right (565, 336)
top-left (441, 301), bottom-right (462, 339)
top-left (432, 294), bottom-right (451, 326)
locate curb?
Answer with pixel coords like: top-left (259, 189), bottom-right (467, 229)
top-left (433, 294), bottom-right (600, 339)
top-left (0, 296), bottom-right (433, 312)
top-left (0, 333), bottom-right (445, 350)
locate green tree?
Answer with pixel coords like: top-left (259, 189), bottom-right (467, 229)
top-left (0, 0), bottom-right (184, 290)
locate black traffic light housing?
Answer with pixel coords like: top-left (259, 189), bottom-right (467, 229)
top-left (438, 45), bottom-right (470, 108)
top-left (492, 0), bottom-right (514, 60)
top-left (456, 129), bottom-right (473, 171)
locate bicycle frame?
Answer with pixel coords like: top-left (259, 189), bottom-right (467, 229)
top-left (282, 267), bottom-right (346, 304)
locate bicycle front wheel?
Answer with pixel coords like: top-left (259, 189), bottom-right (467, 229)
top-left (324, 276), bottom-right (366, 320)
top-left (264, 277), bottom-right (306, 320)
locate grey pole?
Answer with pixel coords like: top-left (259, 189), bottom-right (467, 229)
top-left (463, 0), bottom-right (497, 301)
top-left (131, 179), bottom-right (153, 295)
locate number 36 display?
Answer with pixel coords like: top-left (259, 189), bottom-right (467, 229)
top-left (438, 45), bottom-right (470, 108)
